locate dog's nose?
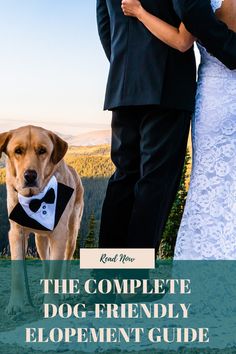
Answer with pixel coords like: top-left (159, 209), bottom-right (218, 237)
top-left (24, 170), bottom-right (38, 185)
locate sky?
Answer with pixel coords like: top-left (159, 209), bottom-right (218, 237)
top-left (0, 1), bottom-right (200, 136)
top-left (0, 0), bottom-right (110, 134)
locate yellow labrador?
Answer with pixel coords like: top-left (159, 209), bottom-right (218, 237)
top-left (0, 125), bottom-right (84, 314)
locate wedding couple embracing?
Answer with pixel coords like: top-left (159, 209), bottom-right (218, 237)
top-left (97, 0), bottom-right (236, 260)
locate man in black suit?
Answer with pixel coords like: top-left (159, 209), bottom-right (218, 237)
top-left (97, 0), bottom-right (236, 250)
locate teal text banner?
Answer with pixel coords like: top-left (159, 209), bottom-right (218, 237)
top-left (0, 260), bottom-right (235, 353)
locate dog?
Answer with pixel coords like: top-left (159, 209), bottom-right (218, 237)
top-left (0, 125), bottom-right (84, 314)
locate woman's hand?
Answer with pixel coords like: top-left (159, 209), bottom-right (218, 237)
top-left (122, 0), bottom-right (195, 52)
top-left (121, 0), bottom-right (143, 19)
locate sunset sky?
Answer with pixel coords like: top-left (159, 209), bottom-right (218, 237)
top-left (0, 0), bottom-right (110, 134)
top-left (0, 1), bottom-right (200, 135)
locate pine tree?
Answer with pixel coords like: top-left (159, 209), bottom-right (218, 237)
top-left (85, 212), bottom-right (97, 248)
top-left (73, 231), bottom-right (81, 259)
top-left (159, 150), bottom-right (191, 259)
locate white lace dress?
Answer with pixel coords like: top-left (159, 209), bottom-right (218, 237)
top-left (174, 0), bottom-right (236, 260)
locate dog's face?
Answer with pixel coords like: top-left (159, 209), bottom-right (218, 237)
top-left (0, 125), bottom-right (68, 196)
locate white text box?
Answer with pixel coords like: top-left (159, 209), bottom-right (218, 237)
top-left (80, 248), bottom-right (155, 269)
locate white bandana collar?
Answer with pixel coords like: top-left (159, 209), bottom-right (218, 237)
top-left (18, 176), bottom-right (58, 231)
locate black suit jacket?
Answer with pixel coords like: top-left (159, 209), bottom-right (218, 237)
top-left (97, 0), bottom-right (236, 112)
top-left (97, 0), bottom-right (196, 111)
top-left (173, 0), bottom-right (236, 70)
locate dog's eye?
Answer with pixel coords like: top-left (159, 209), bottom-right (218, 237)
top-left (14, 148), bottom-right (23, 155)
top-left (37, 147), bottom-right (47, 155)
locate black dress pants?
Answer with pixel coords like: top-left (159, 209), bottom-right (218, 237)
top-left (99, 105), bottom-right (191, 250)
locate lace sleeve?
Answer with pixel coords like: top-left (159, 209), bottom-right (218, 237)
top-left (211, 0), bottom-right (224, 12)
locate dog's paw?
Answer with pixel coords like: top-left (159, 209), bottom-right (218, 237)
top-left (37, 303), bottom-right (45, 316)
top-left (34, 292), bottom-right (44, 305)
top-left (60, 292), bottom-right (72, 302)
top-left (44, 294), bottom-right (59, 306)
top-left (5, 300), bottom-right (24, 318)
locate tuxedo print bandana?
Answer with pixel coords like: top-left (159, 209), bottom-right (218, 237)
top-left (17, 176), bottom-right (58, 231)
top-left (9, 176), bottom-right (74, 231)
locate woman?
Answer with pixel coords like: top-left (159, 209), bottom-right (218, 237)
top-left (122, 0), bottom-right (236, 260)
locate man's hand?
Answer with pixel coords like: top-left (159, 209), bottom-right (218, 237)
top-left (121, 0), bottom-right (143, 19)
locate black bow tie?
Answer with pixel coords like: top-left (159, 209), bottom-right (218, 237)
top-left (29, 188), bottom-right (55, 213)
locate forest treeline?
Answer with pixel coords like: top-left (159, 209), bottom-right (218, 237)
top-left (0, 145), bottom-right (190, 258)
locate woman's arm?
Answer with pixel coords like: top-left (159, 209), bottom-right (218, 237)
top-left (216, 0), bottom-right (236, 32)
top-left (121, 0), bottom-right (195, 52)
top-left (173, 0), bottom-right (236, 69)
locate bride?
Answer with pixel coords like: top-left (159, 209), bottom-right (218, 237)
top-left (122, 0), bottom-right (236, 260)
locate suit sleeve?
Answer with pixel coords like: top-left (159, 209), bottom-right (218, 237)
top-left (97, 0), bottom-right (111, 61)
top-left (173, 0), bottom-right (236, 70)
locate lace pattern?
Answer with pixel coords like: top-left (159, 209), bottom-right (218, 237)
top-left (174, 4), bottom-right (236, 259)
top-left (211, 0), bottom-right (224, 12)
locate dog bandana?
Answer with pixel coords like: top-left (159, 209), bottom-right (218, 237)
top-left (9, 176), bottom-right (74, 231)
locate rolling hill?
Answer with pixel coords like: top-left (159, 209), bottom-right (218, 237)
top-left (59, 130), bottom-right (111, 147)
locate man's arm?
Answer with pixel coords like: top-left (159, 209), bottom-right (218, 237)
top-left (173, 0), bottom-right (236, 69)
top-left (97, 0), bottom-right (111, 61)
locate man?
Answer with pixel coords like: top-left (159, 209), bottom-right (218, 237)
top-left (97, 0), bottom-right (236, 250)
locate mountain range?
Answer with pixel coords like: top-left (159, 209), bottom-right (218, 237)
top-left (59, 130), bottom-right (111, 147)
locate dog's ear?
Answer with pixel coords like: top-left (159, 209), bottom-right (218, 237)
top-left (0, 132), bottom-right (11, 158)
top-left (49, 132), bottom-right (68, 165)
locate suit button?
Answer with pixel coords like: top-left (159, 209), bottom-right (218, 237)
top-left (42, 205), bottom-right (46, 210)
top-left (42, 211), bottom-right (47, 215)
